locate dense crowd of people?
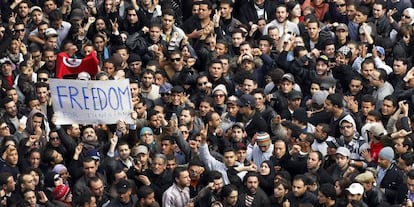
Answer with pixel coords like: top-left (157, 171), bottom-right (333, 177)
top-left (0, 0), bottom-right (414, 206)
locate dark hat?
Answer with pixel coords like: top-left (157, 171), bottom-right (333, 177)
top-left (326, 140), bottom-right (339, 148)
top-left (292, 108), bottom-right (308, 124)
top-left (70, 8), bottom-right (84, 21)
top-left (288, 90), bottom-right (302, 100)
top-left (171, 85), bottom-right (184, 93)
top-left (188, 158), bottom-right (204, 167)
top-left (128, 53), bottom-right (142, 63)
top-left (237, 94), bottom-right (256, 107)
top-left (87, 149), bottom-right (101, 161)
top-left (116, 179), bottom-right (132, 194)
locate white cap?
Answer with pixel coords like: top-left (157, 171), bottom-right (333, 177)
top-left (346, 183), bottom-right (364, 195)
top-left (45, 28), bottom-right (58, 37)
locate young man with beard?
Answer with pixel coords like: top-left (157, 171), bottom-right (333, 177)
top-left (140, 69), bottom-right (161, 101)
top-left (236, 94), bottom-right (267, 138)
top-left (136, 185), bottom-right (158, 207)
top-left (162, 167), bottom-right (192, 207)
top-left (240, 172), bottom-right (269, 207)
top-left (285, 174), bottom-right (318, 207)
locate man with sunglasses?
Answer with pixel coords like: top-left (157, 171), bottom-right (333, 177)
top-left (337, 116), bottom-right (369, 169)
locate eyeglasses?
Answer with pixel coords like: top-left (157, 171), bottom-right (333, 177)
top-left (336, 3), bottom-right (346, 7)
top-left (340, 125), bottom-right (353, 129)
top-left (198, 82), bottom-right (208, 86)
top-left (15, 29), bottom-right (25, 33)
top-left (38, 78), bottom-right (48, 82)
top-left (205, 42), bottom-right (215, 45)
top-left (214, 94), bottom-right (225, 98)
top-left (403, 14), bottom-right (411, 19)
top-left (171, 57), bottom-right (181, 62)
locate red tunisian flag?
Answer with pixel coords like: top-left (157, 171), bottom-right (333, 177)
top-left (55, 51), bottom-right (99, 79)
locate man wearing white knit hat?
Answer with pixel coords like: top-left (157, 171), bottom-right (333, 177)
top-left (246, 132), bottom-right (273, 169)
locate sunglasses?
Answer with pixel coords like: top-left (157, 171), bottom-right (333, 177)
top-left (50, 137), bottom-right (60, 141)
top-left (15, 29), bottom-right (25, 33)
top-left (336, 3), bottom-right (346, 7)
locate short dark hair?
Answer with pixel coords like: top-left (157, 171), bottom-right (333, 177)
top-left (48, 9), bottom-right (63, 22)
top-left (319, 183), bottom-right (336, 200)
top-left (356, 5), bottom-right (370, 16)
top-left (243, 172), bottom-right (259, 183)
top-left (221, 184), bottom-right (238, 198)
top-left (408, 169), bottom-right (414, 180)
top-left (377, 68), bottom-right (387, 81)
top-left (137, 185), bottom-right (154, 200)
top-left (383, 95), bottom-right (398, 108)
top-left (199, 0), bottom-right (212, 9)
top-left (0, 172), bottom-right (13, 186)
top-left (326, 94), bottom-right (343, 108)
top-left (173, 167), bottom-right (188, 182)
top-left (401, 152), bottom-right (414, 166)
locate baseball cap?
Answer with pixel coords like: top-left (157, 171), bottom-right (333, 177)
top-left (77, 72), bottom-right (91, 80)
top-left (346, 183), bottom-right (364, 195)
top-left (116, 179), bottom-right (132, 194)
top-left (237, 94), bottom-right (256, 107)
top-left (336, 23), bottom-right (348, 31)
top-left (288, 90), bottom-right (302, 100)
top-left (316, 55), bottom-right (329, 65)
top-left (336, 147), bottom-right (350, 157)
top-left (87, 149), bottom-right (101, 161)
top-left (312, 91), bottom-right (329, 105)
top-left (326, 140), bottom-right (339, 148)
top-left (136, 145), bottom-right (148, 154)
top-left (376, 46), bottom-right (385, 56)
top-left (70, 8), bottom-right (84, 21)
top-left (45, 28), bottom-right (58, 38)
top-left (171, 85), bottom-right (184, 93)
top-left (241, 54), bottom-right (254, 62)
top-left (281, 73), bottom-right (295, 82)
top-left (30, 6), bottom-right (42, 13)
